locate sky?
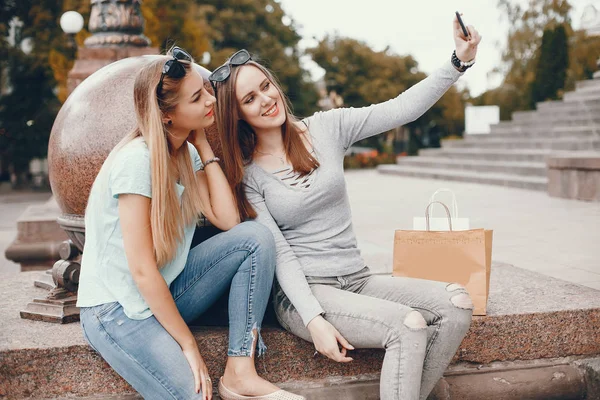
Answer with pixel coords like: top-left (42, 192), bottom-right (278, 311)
top-left (278, 0), bottom-right (595, 97)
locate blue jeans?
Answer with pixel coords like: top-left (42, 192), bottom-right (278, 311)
top-left (80, 221), bottom-right (276, 400)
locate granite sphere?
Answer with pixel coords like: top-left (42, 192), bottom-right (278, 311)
top-left (48, 55), bottom-right (222, 216)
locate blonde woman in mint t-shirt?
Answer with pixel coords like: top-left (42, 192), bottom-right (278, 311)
top-left (213, 16), bottom-right (482, 400)
top-left (77, 47), bottom-right (305, 400)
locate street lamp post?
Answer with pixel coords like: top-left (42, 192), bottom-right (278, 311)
top-left (59, 11), bottom-right (84, 49)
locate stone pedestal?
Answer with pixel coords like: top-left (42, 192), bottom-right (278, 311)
top-left (4, 197), bottom-right (67, 271)
top-left (67, 46), bottom-right (158, 94)
top-left (547, 154), bottom-right (600, 201)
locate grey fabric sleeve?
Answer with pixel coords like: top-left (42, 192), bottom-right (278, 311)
top-left (321, 60), bottom-right (463, 152)
top-left (244, 176), bottom-right (325, 326)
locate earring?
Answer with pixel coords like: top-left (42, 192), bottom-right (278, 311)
top-left (168, 120), bottom-right (172, 125)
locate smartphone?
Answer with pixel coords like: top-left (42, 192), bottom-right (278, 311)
top-left (455, 11), bottom-right (470, 39)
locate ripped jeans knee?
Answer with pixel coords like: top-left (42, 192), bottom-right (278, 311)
top-left (446, 283), bottom-right (474, 310)
top-left (403, 310), bottom-right (427, 331)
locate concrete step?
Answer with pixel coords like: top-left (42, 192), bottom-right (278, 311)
top-left (496, 117), bottom-right (600, 129)
top-left (441, 137), bottom-right (600, 151)
top-left (575, 78), bottom-right (600, 91)
top-left (536, 98), bottom-right (600, 112)
top-left (378, 164), bottom-right (548, 190)
top-left (511, 105), bottom-right (600, 121)
top-left (489, 124), bottom-right (600, 137)
top-left (417, 147), bottom-right (554, 162)
top-left (395, 157), bottom-right (547, 177)
top-left (564, 90), bottom-right (600, 103)
top-left (499, 112), bottom-right (600, 125)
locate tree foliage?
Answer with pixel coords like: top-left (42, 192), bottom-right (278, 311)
top-left (473, 0), bottom-right (600, 119)
top-left (529, 24), bottom-right (569, 106)
top-left (0, 0), bottom-right (90, 182)
top-left (141, 0), bottom-right (211, 59)
top-left (565, 30), bottom-right (600, 90)
top-left (196, 0), bottom-right (319, 117)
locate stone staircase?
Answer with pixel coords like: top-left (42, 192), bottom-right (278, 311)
top-left (378, 77), bottom-right (600, 191)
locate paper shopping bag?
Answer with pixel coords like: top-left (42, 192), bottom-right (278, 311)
top-left (394, 202), bottom-right (492, 315)
top-left (413, 188), bottom-right (470, 231)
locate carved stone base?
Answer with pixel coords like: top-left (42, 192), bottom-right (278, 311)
top-left (20, 292), bottom-right (79, 324)
top-left (21, 216), bottom-right (85, 324)
top-left (34, 269), bottom-right (57, 291)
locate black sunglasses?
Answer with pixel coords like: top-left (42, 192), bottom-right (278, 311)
top-left (157, 46), bottom-right (193, 96)
top-left (208, 49), bottom-right (252, 96)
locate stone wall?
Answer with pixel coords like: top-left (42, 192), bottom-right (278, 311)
top-left (547, 155), bottom-right (600, 201)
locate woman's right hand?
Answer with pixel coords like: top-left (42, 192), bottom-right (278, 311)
top-left (307, 315), bottom-right (354, 362)
top-left (181, 342), bottom-right (212, 400)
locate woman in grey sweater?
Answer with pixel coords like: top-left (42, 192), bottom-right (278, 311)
top-left (212, 15), bottom-right (481, 400)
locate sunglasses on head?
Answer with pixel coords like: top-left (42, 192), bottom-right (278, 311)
top-left (157, 46), bottom-right (193, 96)
top-left (208, 49), bottom-right (252, 96)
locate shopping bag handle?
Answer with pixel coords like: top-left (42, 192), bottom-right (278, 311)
top-left (425, 201), bottom-right (453, 231)
top-left (429, 188), bottom-right (459, 218)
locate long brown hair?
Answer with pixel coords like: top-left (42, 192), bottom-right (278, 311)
top-left (215, 60), bottom-right (319, 220)
top-left (98, 53), bottom-right (204, 267)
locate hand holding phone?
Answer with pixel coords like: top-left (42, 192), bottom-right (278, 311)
top-left (452, 12), bottom-right (481, 67)
top-left (455, 11), bottom-right (471, 40)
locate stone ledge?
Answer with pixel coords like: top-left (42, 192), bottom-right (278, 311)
top-left (547, 154), bottom-right (600, 170)
top-left (31, 360), bottom-right (593, 400)
top-left (547, 153), bottom-right (600, 201)
top-left (2, 264), bottom-right (600, 398)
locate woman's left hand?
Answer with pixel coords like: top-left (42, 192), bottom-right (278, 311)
top-left (188, 129), bottom-right (208, 148)
top-left (453, 13), bottom-right (482, 63)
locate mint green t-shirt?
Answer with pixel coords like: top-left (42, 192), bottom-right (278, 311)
top-left (76, 137), bottom-right (202, 319)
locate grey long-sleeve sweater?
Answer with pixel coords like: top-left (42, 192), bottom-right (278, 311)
top-left (244, 60), bottom-right (463, 326)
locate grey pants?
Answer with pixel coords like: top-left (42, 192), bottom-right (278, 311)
top-left (273, 267), bottom-right (473, 400)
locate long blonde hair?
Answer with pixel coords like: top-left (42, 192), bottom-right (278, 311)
top-left (111, 53), bottom-right (204, 267)
top-left (215, 61), bottom-right (319, 220)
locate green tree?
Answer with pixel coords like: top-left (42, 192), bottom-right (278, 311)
top-left (0, 0), bottom-right (88, 184)
top-left (529, 24), bottom-right (569, 106)
top-left (476, 0), bottom-right (599, 120)
top-left (142, 0), bottom-right (210, 58)
top-left (565, 30), bottom-right (600, 90)
top-left (0, 50), bottom-right (59, 182)
top-left (197, 0), bottom-right (319, 117)
top-left (477, 0), bottom-right (572, 119)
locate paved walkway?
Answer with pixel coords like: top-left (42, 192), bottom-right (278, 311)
top-left (347, 169), bottom-right (600, 290)
top-left (1, 171), bottom-right (599, 290)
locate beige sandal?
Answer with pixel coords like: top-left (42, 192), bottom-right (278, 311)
top-left (218, 377), bottom-right (306, 400)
